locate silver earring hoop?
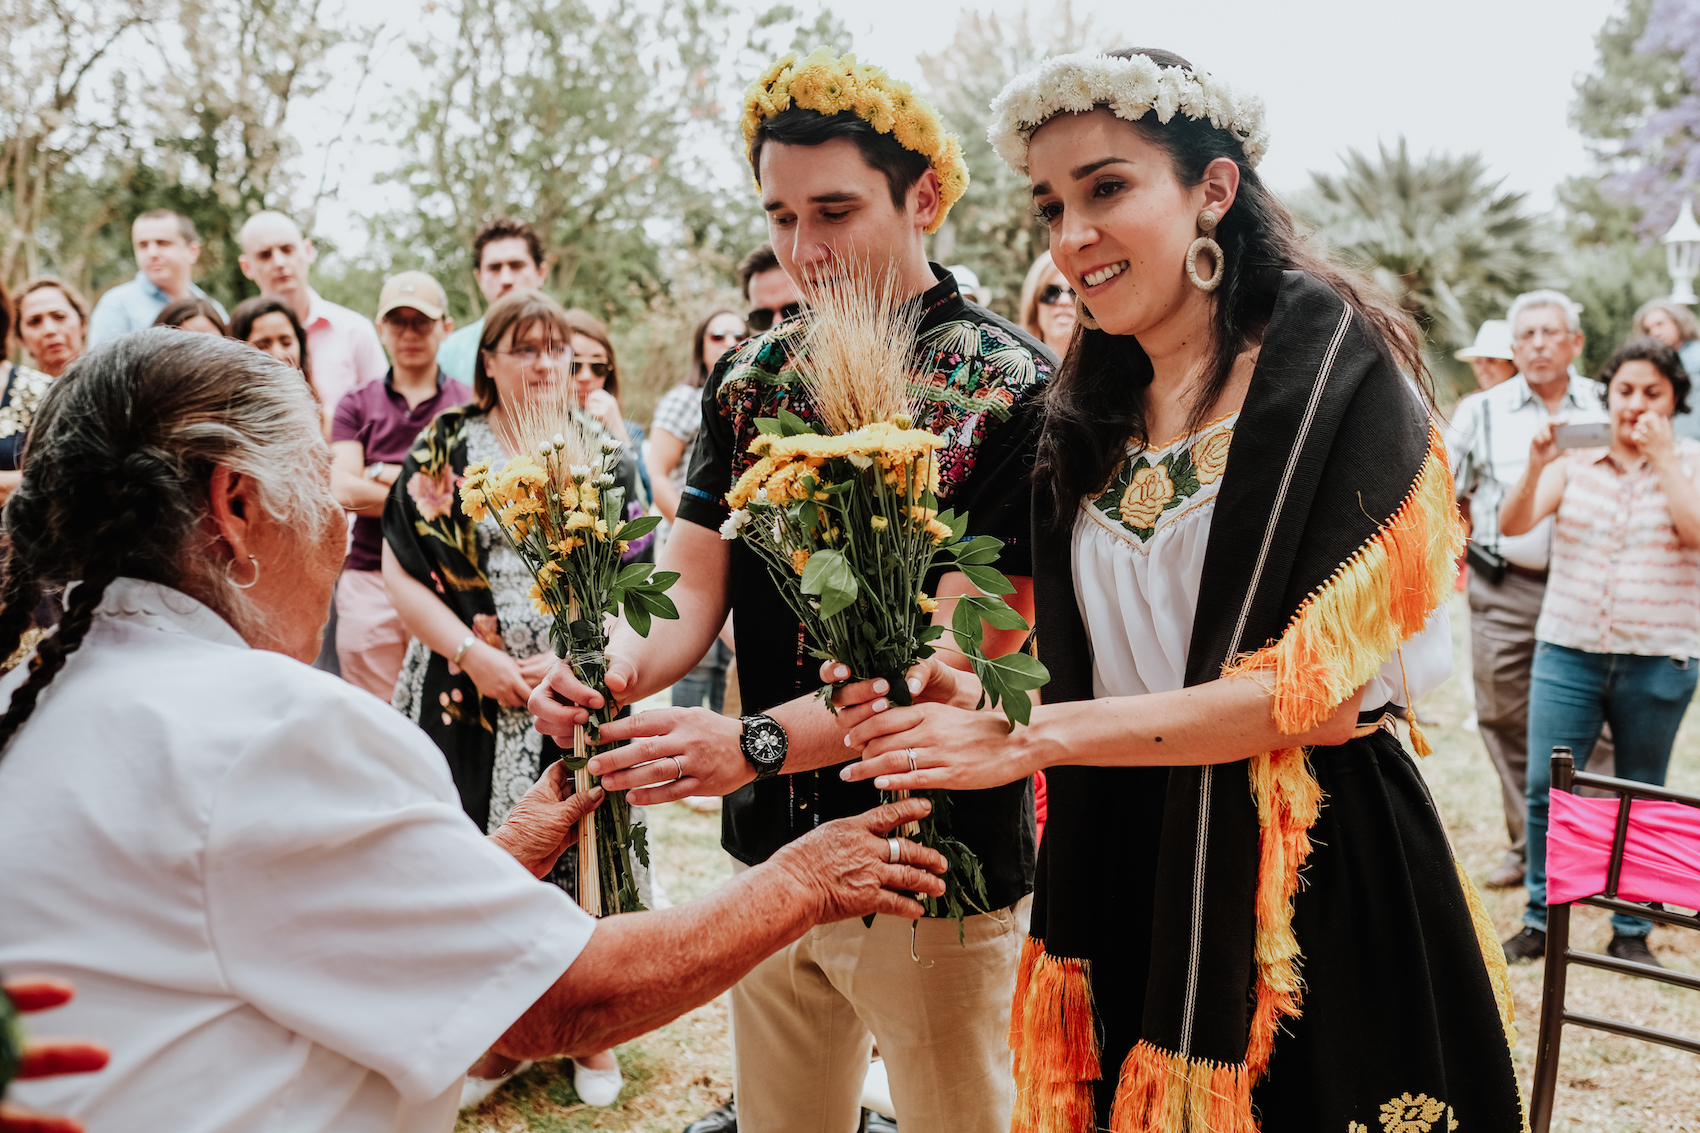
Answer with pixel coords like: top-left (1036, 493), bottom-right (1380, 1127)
top-left (1186, 236), bottom-right (1225, 293)
top-left (1073, 294), bottom-right (1101, 330)
top-left (229, 554), bottom-right (260, 590)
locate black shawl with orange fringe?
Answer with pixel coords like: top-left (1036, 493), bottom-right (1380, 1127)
top-left (1016, 271), bottom-right (1472, 1131)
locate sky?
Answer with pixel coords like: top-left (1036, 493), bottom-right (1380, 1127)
top-left (303, 0), bottom-right (1625, 254)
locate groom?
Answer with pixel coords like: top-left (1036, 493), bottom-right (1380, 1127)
top-left (532, 50), bottom-right (1054, 1133)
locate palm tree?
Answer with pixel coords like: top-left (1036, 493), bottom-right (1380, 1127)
top-left (1293, 138), bottom-right (1555, 385)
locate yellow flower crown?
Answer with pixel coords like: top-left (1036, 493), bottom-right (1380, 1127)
top-left (740, 48), bottom-right (968, 235)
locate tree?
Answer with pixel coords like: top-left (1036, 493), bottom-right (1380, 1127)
top-left (1293, 139), bottom-right (1554, 392)
top-left (1596, 0), bottom-right (1700, 237)
top-left (917, 3), bottom-right (1097, 316)
top-left (0, 0), bottom-right (158, 289)
top-left (1562, 0), bottom-right (1690, 375)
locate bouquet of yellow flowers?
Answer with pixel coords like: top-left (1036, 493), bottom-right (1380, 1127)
top-left (460, 412), bottom-right (678, 915)
top-left (720, 270), bottom-right (1049, 927)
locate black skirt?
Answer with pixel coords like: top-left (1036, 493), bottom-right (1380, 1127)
top-left (1249, 730), bottom-right (1524, 1130)
top-left (1036, 731), bottom-right (1525, 1131)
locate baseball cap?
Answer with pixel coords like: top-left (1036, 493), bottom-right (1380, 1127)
top-left (377, 271), bottom-right (448, 321)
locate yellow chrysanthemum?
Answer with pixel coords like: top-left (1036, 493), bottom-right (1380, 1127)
top-left (924, 518), bottom-right (953, 544)
top-left (563, 511), bottom-right (594, 532)
top-left (741, 49), bottom-right (967, 233)
top-left (551, 536), bottom-right (585, 555)
top-left (528, 580), bottom-right (558, 617)
top-left (791, 548), bottom-right (811, 575)
top-left (870, 515), bottom-right (889, 530)
top-left (594, 518), bottom-right (611, 540)
top-left (917, 594), bottom-right (939, 614)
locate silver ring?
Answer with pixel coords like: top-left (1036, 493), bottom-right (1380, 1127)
top-left (887, 837), bottom-right (902, 864)
top-left (906, 748), bottom-right (918, 773)
top-left (667, 755), bottom-right (684, 784)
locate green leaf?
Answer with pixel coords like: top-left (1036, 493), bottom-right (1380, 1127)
top-left (625, 602), bottom-right (653, 638)
top-left (800, 548), bottom-right (859, 618)
top-left (950, 534), bottom-right (1004, 566)
top-left (613, 562), bottom-right (655, 588)
top-left (951, 594), bottom-right (985, 650)
top-left (960, 563), bottom-right (1015, 595)
top-left (646, 570), bottom-right (681, 592)
top-left (617, 514), bottom-right (662, 541)
top-left (754, 417), bottom-right (781, 435)
top-left (776, 408), bottom-right (815, 436)
top-left (962, 594), bottom-right (1029, 631)
top-left (631, 590), bottom-right (680, 621)
top-left (936, 508), bottom-right (970, 540)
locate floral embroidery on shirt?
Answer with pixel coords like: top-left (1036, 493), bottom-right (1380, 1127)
top-left (1089, 423), bottom-right (1235, 543)
top-left (0, 365), bottom-right (53, 440)
top-left (715, 298), bottom-right (1049, 503)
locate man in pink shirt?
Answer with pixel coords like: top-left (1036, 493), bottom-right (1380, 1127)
top-left (237, 210), bottom-right (386, 413)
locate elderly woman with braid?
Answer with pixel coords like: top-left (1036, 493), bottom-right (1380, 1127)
top-left (0, 329), bottom-right (945, 1133)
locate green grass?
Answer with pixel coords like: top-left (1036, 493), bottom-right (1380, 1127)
top-left (461, 600), bottom-right (1700, 1132)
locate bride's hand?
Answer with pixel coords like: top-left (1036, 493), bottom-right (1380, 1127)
top-left (836, 700), bottom-right (1040, 793)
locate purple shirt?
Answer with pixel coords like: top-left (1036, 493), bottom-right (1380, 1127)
top-left (332, 369), bottom-right (472, 572)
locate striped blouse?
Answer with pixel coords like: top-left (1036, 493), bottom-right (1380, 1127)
top-left (1536, 438), bottom-right (1700, 657)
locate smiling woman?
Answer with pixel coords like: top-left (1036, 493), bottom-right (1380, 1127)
top-left (828, 48), bottom-right (1525, 1133)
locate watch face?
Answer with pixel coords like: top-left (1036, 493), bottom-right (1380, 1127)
top-left (743, 716), bottom-right (787, 766)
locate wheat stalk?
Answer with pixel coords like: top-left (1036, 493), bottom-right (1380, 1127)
top-left (796, 261), bottom-right (924, 433)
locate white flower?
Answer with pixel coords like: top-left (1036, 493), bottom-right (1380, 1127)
top-left (986, 51), bottom-right (1269, 177)
top-left (719, 509), bottom-right (750, 540)
top-left (756, 487), bottom-right (768, 502)
top-left (594, 473), bottom-right (615, 487)
top-left (569, 464), bottom-right (591, 479)
top-left (553, 432), bottom-right (566, 449)
top-left (537, 442), bottom-right (553, 458)
top-left (847, 452), bottom-right (873, 469)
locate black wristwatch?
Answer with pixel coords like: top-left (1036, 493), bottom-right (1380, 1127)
top-left (739, 713), bottom-right (788, 780)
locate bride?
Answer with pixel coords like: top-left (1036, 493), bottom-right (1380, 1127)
top-left (832, 49), bottom-right (1526, 1133)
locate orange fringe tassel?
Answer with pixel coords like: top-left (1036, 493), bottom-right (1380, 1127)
top-left (1222, 427), bottom-right (1464, 736)
top-left (1108, 1041), bottom-right (1258, 1133)
top-left (1009, 936), bottom-right (1100, 1133)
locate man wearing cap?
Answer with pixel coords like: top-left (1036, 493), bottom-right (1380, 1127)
top-left (330, 272), bottom-right (471, 698)
top-left (1446, 292), bottom-right (1612, 901)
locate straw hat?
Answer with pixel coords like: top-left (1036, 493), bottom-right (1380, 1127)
top-left (1455, 319), bottom-right (1514, 361)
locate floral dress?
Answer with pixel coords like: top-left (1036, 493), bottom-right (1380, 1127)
top-left (385, 406), bottom-right (649, 903)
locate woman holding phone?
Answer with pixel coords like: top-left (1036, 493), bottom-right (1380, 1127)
top-left (1499, 336), bottom-right (1700, 968)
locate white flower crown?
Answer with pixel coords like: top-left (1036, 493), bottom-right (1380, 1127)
top-left (987, 52), bottom-right (1269, 178)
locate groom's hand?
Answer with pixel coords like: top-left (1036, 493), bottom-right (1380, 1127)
top-left (586, 708), bottom-right (753, 805)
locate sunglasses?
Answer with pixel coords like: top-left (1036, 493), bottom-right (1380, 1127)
top-left (1039, 283), bottom-right (1075, 306)
top-left (570, 360), bottom-right (611, 378)
top-left (746, 302), bottom-right (801, 333)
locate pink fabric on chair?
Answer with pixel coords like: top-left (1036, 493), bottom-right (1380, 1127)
top-left (1546, 789), bottom-right (1700, 909)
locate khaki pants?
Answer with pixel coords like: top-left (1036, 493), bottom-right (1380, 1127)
top-left (334, 568), bottom-right (408, 701)
top-left (1468, 568), bottom-right (1614, 859)
top-left (729, 873), bottom-right (1026, 1133)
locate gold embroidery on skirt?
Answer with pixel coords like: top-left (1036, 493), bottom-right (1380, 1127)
top-left (1346, 1092), bottom-right (1459, 1132)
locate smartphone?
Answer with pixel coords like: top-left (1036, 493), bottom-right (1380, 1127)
top-left (1553, 421), bottom-right (1612, 449)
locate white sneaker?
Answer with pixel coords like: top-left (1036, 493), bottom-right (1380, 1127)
top-left (573, 1059), bottom-right (624, 1106)
top-left (459, 1060), bottom-right (532, 1110)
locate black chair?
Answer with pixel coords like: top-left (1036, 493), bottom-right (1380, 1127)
top-left (1529, 746), bottom-right (1700, 1132)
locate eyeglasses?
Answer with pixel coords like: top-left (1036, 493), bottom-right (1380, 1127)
top-left (1039, 283), bottom-right (1075, 306)
top-left (382, 312), bottom-right (440, 335)
top-left (570, 360), bottom-right (610, 378)
top-left (489, 344), bottom-right (570, 366)
top-left (707, 330), bottom-right (747, 344)
top-left (746, 302), bottom-right (801, 333)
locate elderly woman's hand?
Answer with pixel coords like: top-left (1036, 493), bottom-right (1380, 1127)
top-left (767, 796), bottom-right (949, 923)
top-left (488, 761), bottom-right (605, 879)
top-left (1, 978), bottom-right (109, 1133)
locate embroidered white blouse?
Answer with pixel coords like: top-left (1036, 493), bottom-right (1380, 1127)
top-left (1071, 413), bottom-right (1453, 706)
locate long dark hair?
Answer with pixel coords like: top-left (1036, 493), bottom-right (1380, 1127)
top-left (1035, 48), bottom-right (1425, 531)
top-left (154, 296), bottom-right (228, 335)
top-left (228, 295), bottom-right (314, 391)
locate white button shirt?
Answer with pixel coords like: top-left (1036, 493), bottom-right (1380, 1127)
top-left (1446, 371), bottom-right (1607, 571)
top-left (0, 579), bottom-right (593, 1133)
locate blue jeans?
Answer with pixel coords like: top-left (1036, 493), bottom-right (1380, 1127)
top-left (673, 638), bottom-right (733, 714)
top-left (1524, 642), bottom-right (1697, 936)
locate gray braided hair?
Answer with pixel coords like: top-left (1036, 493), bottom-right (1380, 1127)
top-left (0, 329), bottom-right (338, 753)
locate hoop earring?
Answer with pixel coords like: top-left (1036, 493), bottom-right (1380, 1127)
top-left (228, 554), bottom-right (260, 590)
top-left (1073, 294), bottom-right (1101, 331)
top-left (1188, 209), bottom-right (1225, 293)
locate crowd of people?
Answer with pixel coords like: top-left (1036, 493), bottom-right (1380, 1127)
top-left (0, 39), bottom-right (1693, 1133)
